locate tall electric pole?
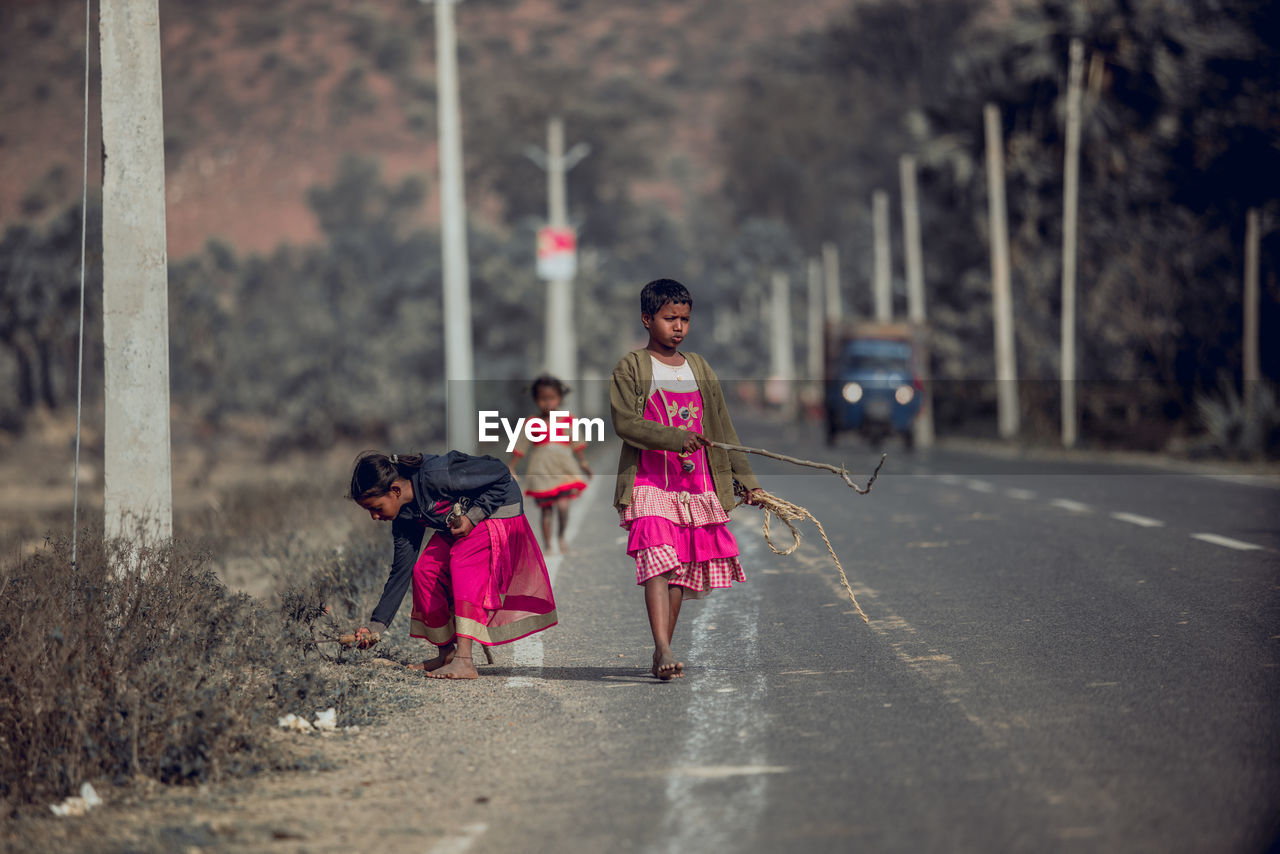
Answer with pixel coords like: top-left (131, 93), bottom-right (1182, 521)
top-left (769, 271), bottom-right (796, 409)
top-left (1060, 39), bottom-right (1084, 448)
top-left (985, 103), bottom-right (1019, 439)
top-left (900, 154), bottom-right (934, 448)
top-left (432, 0), bottom-right (475, 451)
top-left (873, 190), bottom-right (892, 323)
top-left (1244, 207), bottom-right (1261, 445)
top-left (807, 257), bottom-right (824, 385)
top-left (822, 241), bottom-right (842, 322)
top-left (100, 0), bottom-right (173, 544)
top-left (527, 117), bottom-right (589, 382)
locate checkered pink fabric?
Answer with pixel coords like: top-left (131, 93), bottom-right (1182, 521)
top-left (633, 545), bottom-right (745, 595)
top-left (621, 484), bottom-right (729, 526)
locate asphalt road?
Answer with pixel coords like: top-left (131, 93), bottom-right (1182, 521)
top-left (453, 415), bottom-right (1280, 854)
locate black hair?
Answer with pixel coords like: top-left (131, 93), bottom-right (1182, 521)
top-left (530, 374), bottom-right (570, 401)
top-left (640, 278), bottom-right (693, 318)
top-left (348, 450), bottom-right (423, 501)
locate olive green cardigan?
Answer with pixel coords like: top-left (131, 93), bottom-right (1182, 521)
top-left (610, 349), bottom-right (760, 512)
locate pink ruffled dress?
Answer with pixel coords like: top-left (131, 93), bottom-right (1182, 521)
top-left (620, 357), bottom-right (745, 598)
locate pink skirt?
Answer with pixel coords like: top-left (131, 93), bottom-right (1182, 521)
top-left (621, 485), bottom-right (746, 598)
top-left (409, 515), bottom-right (557, 646)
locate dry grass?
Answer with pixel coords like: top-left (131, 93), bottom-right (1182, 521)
top-left (0, 492), bottom-right (388, 810)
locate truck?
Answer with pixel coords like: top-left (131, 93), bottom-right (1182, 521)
top-left (824, 320), bottom-right (925, 448)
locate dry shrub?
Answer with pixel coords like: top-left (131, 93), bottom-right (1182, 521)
top-left (0, 524), bottom-right (382, 807)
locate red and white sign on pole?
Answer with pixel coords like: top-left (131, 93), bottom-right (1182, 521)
top-left (537, 226), bottom-right (577, 281)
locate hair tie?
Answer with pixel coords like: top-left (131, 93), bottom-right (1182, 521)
top-left (391, 453), bottom-right (399, 465)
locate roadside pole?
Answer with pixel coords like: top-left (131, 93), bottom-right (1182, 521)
top-left (528, 117), bottom-right (589, 383)
top-left (1244, 207), bottom-right (1260, 445)
top-left (769, 271), bottom-right (796, 411)
top-left (822, 241), bottom-right (843, 322)
top-left (807, 257), bottom-right (824, 408)
top-left (873, 190), bottom-right (892, 323)
top-left (100, 0), bottom-right (173, 544)
top-left (1060, 39), bottom-right (1084, 448)
top-left (984, 103), bottom-right (1019, 439)
top-left (900, 154), bottom-right (934, 448)
top-left (433, 0), bottom-right (476, 452)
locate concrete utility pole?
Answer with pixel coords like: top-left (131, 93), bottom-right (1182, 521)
top-left (1244, 207), bottom-right (1261, 441)
top-left (768, 272), bottom-right (796, 408)
top-left (900, 154), bottom-right (934, 448)
top-left (822, 241), bottom-right (843, 322)
top-left (873, 190), bottom-right (892, 323)
top-left (1060, 38), bottom-right (1085, 449)
top-left (433, 0), bottom-right (476, 451)
top-left (984, 103), bottom-right (1019, 439)
top-left (527, 116), bottom-right (589, 382)
top-left (807, 257), bottom-right (824, 385)
top-left (100, 0), bottom-right (173, 543)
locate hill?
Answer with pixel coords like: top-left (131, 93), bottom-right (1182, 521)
top-left (1, 0), bottom-right (850, 258)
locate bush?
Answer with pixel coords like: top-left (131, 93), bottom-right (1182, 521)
top-left (1193, 375), bottom-right (1280, 459)
top-left (0, 521), bottom-right (387, 807)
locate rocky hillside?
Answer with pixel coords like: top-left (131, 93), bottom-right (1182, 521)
top-left (1, 0), bottom-right (850, 258)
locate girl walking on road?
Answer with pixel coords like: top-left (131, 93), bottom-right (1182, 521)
top-left (509, 375), bottom-right (592, 554)
top-left (610, 278), bottom-right (763, 681)
top-left (348, 450), bottom-right (557, 679)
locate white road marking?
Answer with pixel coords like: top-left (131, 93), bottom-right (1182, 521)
top-left (1190, 532), bottom-right (1264, 551)
top-left (667, 765), bottom-right (789, 779)
top-left (1111, 512), bottom-right (1165, 528)
top-left (507, 479), bottom-right (599, 687)
top-left (651, 524), bottom-right (769, 854)
top-left (1049, 498), bottom-right (1090, 513)
top-left (1205, 474), bottom-right (1280, 490)
top-left (1005, 488), bottom-right (1036, 500)
top-left (966, 479), bottom-right (995, 493)
top-left (426, 822), bottom-right (489, 854)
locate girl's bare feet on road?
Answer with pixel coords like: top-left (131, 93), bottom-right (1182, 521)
top-left (406, 645), bottom-right (455, 672)
top-left (425, 654), bottom-right (478, 679)
top-left (652, 649), bottom-right (684, 681)
top-left (558, 537), bottom-right (570, 555)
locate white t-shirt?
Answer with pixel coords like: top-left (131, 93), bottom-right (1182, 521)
top-left (649, 355), bottom-right (699, 395)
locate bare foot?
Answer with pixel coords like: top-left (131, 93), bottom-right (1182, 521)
top-left (406, 645), bottom-right (455, 672)
top-left (424, 655), bottom-right (479, 680)
top-left (558, 537), bottom-right (570, 555)
top-left (652, 649), bottom-right (684, 681)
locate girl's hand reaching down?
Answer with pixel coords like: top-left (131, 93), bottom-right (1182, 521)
top-left (352, 627), bottom-right (380, 649)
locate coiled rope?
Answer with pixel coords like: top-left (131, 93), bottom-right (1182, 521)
top-left (714, 441), bottom-right (886, 624)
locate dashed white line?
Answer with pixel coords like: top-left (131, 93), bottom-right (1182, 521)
top-left (1049, 498), bottom-right (1091, 513)
top-left (1110, 512), bottom-right (1165, 528)
top-left (1190, 533), bottom-right (1264, 551)
top-left (652, 522), bottom-right (770, 854)
top-left (1005, 488), bottom-right (1036, 500)
top-left (966, 479), bottom-right (995, 493)
top-left (426, 822), bottom-right (489, 854)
